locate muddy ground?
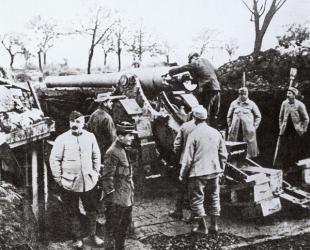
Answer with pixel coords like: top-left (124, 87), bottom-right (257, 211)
top-left (37, 175), bottom-right (310, 249)
top-left (3, 171), bottom-right (310, 250)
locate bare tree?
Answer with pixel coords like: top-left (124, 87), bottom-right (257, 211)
top-left (127, 28), bottom-right (145, 62)
top-left (76, 6), bottom-right (116, 74)
top-left (21, 47), bottom-right (34, 68)
top-left (28, 16), bottom-right (59, 72)
top-left (127, 25), bottom-right (162, 63)
top-left (114, 22), bottom-right (127, 71)
top-left (242, 0), bottom-right (288, 54)
top-left (101, 36), bottom-right (114, 67)
top-left (192, 28), bottom-right (219, 56)
top-left (1, 33), bottom-right (25, 69)
top-left (224, 39), bottom-right (239, 61)
top-left (150, 40), bottom-right (173, 65)
top-left (100, 19), bottom-right (128, 71)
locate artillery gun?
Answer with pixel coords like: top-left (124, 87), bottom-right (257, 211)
top-left (41, 67), bottom-right (310, 218)
top-left (42, 67), bottom-right (198, 182)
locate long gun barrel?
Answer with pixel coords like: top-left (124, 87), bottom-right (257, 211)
top-left (45, 66), bottom-right (175, 93)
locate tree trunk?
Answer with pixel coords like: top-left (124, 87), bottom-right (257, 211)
top-left (43, 52), bottom-right (47, 66)
top-left (253, 32), bottom-right (264, 55)
top-left (87, 46), bottom-right (94, 74)
top-left (104, 52), bottom-right (107, 66)
top-left (166, 55), bottom-right (170, 64)
top-left (9, 54), bottom-right (15, 69)
top-left (38, 51), bottom-right (43, 72)
top-left (117, 38), bottom-right (122, 71)
top-left (117, 49), bottom-right (122, 72)
top-left (138, 30), bottom-right (142, 61)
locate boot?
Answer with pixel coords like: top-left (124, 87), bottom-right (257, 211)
top-left (208, 215), bottom-right (219, 234)
top-left (72, 239), bottom-right (83, 249)
top-left (191, 217), bottom-right (208, 235)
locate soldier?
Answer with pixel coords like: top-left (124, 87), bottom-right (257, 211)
top-left (227, 87), bottom-right (262, 158)
top-left (49, 110), bottom-right (103, 249)
top-left (274, 87), bottom-right (309, 170)
top-left (101, 122), bottom-right (137, 250)
top-left (169, 106), bottom-right (199, 219)
top-left (168, 52), bottom-right (221, 127)
top-left (180, 106), bottom-right (227, 234)
top-left (86, 93), bottom-right (116, 159)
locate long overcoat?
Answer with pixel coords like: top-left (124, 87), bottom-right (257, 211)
top-left (227, 98), bottom-right (261, 158)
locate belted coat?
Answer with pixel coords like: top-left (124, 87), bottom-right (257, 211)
top-left (227, 98), bottom-right (261, 158)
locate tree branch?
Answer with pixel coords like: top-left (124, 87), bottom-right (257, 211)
top-left (275, 0), bottom-right (287, 11)
top-left (94, 21), bottom-right (117, 46)
top-left (258, 0), bottom-right (267, 17)
top-left (242, 0), bottom-right (255, 14)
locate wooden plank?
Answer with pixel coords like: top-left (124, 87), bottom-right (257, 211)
top-left (31, 147), bottom-right (39, 221)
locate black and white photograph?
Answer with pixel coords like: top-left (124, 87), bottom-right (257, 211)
top-left (1, 0), bottom-right (310, 249)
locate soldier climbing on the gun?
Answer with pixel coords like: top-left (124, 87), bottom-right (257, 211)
top-left (168, 52), bottom-right (221, 127)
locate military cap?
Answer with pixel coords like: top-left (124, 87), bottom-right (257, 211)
top-left (238, 87), bottom-right (249, 94)
top-left (69, 110), bottom-right (83, 121)
top-left (192, 105), bottom-right (208, 120)
top-left (188, 52), bottom-right (199, 63)
top-left (116, 121), bottom-right (138, 134)
top-left (288, 87), bottom-right (298, 96)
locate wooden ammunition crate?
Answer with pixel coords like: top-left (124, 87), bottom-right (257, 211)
top-left (242, 197), bottom-right (282, 218)
top-left (222, 179), bottom-right (273, 204)
top-left (297, 159), bottom-right (310, 185)
top-left (243, 166), bottom-right (283, 193)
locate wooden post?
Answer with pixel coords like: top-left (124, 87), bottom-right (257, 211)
top-left (31, 145), bottom-right (39, 221)
top-left (43, 158), bottom-right (48, 212)
top-left (242, 72), bottom-right (246, 87)
top-left (289, 68), bottom-right (297, 87)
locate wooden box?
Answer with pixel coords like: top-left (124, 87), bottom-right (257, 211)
top-left (297, 159), bottom-right (310, 185)
top-left (242, 197), bottom-right (282, 218)
top-left (243, 166), bottom-right (283, 193)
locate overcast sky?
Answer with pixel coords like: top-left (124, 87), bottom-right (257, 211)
top-left (1, 0), bottom-right (310, 70)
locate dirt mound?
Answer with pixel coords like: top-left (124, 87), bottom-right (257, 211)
top-left (216, 49), bottom-right (310, 90)
top-left (0, 182), bottom-right (38, 250)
